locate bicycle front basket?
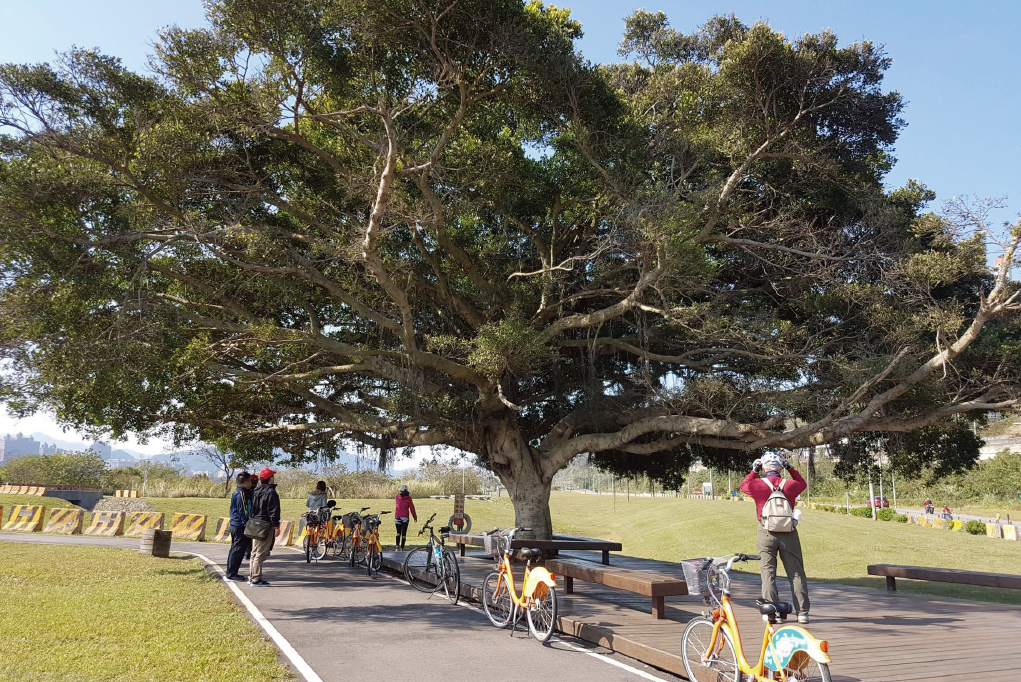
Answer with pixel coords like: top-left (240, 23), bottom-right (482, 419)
top-left (680, 558), bottom-right (714, 599)
top-left (483, 533), bottom-right (503, 557)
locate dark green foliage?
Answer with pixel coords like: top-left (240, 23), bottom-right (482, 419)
top-left (964, 520), bottom-right (987, 535)
top-left (850, 506), bottom-right (873, 518)
top-left (876, 507), bottom-right (896, 521)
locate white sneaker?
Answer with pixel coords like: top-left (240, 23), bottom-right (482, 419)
top-left (798, 614), bottom-right (810, 624)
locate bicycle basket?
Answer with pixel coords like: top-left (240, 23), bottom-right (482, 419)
top-left (483, 533), bottom-right (504, 557)
top-left (681, 558), bottom-right (715, 599)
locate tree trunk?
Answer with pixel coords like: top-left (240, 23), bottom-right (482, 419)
top-left (485, 415), bottom-right (555, 540)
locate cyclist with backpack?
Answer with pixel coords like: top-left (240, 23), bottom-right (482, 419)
top-left (740, 452), bottom-right (810, 624)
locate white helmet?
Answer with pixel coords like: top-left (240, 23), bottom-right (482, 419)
top-left (398, 484), bottom-right (409, 493)
top-left (761, 452), bottom-right (784, 473)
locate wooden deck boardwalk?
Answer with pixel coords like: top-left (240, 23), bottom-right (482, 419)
top-left (383, 549), bottom-right (1021, 682)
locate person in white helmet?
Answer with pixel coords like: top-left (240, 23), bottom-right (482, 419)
top-left (740, 452), bottom-right (810, 624)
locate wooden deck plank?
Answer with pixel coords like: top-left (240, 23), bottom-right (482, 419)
top-left (384, 549), bottom-right (1021, 681)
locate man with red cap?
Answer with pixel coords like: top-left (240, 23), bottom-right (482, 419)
top-left (249, 468), bottom-right (281, 586)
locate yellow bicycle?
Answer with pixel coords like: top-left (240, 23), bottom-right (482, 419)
top-left (481, 527), bottom-right (558, 643)
top-left (680, 553), bottom-right (832, 681)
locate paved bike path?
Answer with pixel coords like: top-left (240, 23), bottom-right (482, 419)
top-left (0, 533), bottom-right (674, 682)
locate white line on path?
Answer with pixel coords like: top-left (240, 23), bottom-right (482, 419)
top-left (181, 552), bottom-right (325, 682)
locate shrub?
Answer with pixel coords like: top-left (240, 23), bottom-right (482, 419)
top-left (1, 452), bottom-right (107, 487)
top-left (849, 506), bottom-right (873, 518)
top-left (876, 508), bottom-right (896, 521)
top-left (893, 514), bottom-right (909, 523)
top-left (964, 520), bottom-right (986, 535)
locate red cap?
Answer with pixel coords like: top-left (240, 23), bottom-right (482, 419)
top-left (259, 468), bottom-right (276, 481)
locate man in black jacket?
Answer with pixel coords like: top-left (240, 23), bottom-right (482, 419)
top-left (248, 468), bottom-right (281, 587)
top-left (224, 471), bottom-right (253, 581)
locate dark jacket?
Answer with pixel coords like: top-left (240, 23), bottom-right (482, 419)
top-left (229, 486), bottom-right (253, 527)
top-left (252, 483), bottom-right (281, 527)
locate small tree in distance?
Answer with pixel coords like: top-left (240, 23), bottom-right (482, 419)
top-left (0, 2), bottom-right (1018, 537)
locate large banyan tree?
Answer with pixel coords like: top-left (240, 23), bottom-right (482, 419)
top-left (1, 1), bottom-right (1018, 536)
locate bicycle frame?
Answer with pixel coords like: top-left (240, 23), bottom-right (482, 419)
top-left (703, 558), bottom-right (830, 680)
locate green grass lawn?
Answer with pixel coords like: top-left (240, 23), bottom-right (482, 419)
top-left (0, 543), bottom-right (294, 682)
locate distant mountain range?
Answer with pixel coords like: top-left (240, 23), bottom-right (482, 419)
top-left (26, 431), bottom-right (406, 474)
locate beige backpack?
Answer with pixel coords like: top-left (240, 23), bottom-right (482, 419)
top-left (761, 478), bottom-right (794, 533)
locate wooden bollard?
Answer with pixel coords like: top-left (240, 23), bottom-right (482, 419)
top-left (139, 528), bottom-right (172, 558)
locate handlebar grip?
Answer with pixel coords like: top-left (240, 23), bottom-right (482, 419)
top-left (380, 511), bottom-right (391, 515)
top-left (520, 527), bottom-right (532, 532)
top-left (736, 553), bottom-right (760, 562)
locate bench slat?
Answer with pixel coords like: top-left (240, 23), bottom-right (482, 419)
top-left (547, 559), bottom-right (688, 597)
top-left (867, 564), bottom-right (1021, 590)
top-left (448, 533), bottom-right (622, 551)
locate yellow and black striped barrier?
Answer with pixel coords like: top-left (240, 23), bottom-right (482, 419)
top-left (44, 508), bottom-right (84, 534)
top-left (212, 518), bottom-right (232, 543)
top-left (125, 512), bottom-right (164, 538)
top-left (2, 504), bottom-right (44, 532)
top-left (169, 513), bottom-right (207, 541)
top-left (84, 511), bottom-right (125, 536)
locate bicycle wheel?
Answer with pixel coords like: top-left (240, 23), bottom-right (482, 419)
top-left (304, 534), bottom-right (313, 563)
top-left (313, 537), bottom-right (328, 561)
top-left (404, 546), bottom-right (440, 593)
top-left (482, 571), bottom-right (512, 628)
top-left (526, 584), bottom-right (557, 643)
top-left (335, 534), bottom-right (351, 561)
top-left (350, 540), bottom-right (364, 567)
top-left (680, 617), bottom-right (742, 682)
top-left (441, 551), bottom-right (460, 605)
top-left (780, 650), bottom-right (832, 682)
top-left (366, 546), bottom-right (381, 576)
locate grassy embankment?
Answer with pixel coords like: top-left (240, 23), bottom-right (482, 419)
top-left (4, 491), bottom-right (1020, 604)
top-left (0, 542), bottom-right (293, 682)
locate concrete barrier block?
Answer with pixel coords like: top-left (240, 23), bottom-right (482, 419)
top-left (169, 513), bottom-right (206, 541)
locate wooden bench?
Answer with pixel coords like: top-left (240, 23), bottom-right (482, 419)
top-left (867, 564), bottom-right (1021, 591)
top-left (546, 558), bottom-right (688, 619)
top-left (449, 533), bottom-right (622, 565)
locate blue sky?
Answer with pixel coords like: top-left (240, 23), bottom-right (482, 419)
top-left (1, 0), bottom-right (1018, 450)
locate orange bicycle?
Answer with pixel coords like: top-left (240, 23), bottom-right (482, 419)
top-left (301, 500), bottom-right (336, 563)
top-left (680, 553), bottom-right (832, 681)
top-left (359, 511), bottom-right (390, 576)
top-left (480, 527), bottom-right (558, 643)
top-left (345, 507), bottom-right (371, 567)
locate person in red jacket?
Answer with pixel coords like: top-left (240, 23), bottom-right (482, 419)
top-left (394, 485), bottom-right (418, 551)
top-left (740, 452), bottom-right (810, 623)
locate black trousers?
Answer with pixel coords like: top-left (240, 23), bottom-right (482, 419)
top-left (395, 517), bottom-right (410, 549)
top-left (227, 525), bottom-right (252, 577)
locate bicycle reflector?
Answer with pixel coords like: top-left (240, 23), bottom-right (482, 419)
top-left (549, 573), bottom-right (556, 581)
top-left (819, 641), bottom-right (829, 653)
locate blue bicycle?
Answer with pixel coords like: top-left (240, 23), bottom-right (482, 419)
top-left (403, 513), bottom-right (460, 604)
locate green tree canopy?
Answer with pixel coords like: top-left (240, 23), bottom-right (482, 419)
top-left (1, 2), bottom-right (1018, 535)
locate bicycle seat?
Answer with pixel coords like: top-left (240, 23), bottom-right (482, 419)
top-left (756, 599), bottom-right (792, 621)
top-left (439, 526), bottom-right (451, 533)
top-left (518, 548), bottom-right (543, 559)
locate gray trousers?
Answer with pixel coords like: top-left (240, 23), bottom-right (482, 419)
top-left (249, 533), bottom-right (274, 582)
top-left (757, 526), bottom-right (810, 615)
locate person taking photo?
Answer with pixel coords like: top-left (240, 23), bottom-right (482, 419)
top-left (740, 452), bottom-right (810, 624)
